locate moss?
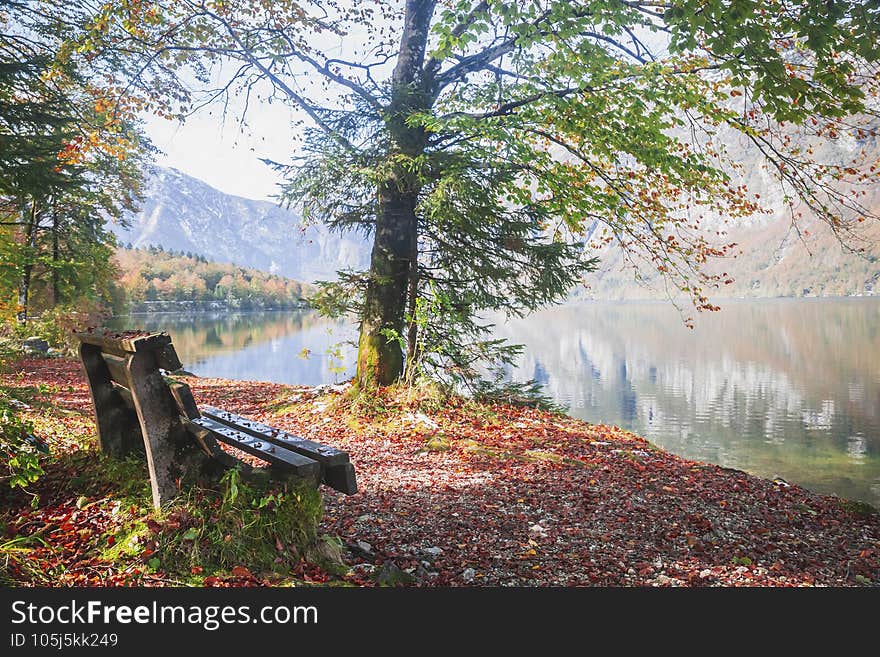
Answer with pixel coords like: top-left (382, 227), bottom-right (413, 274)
top-left (523, 449), bottom-right (588, 468)
top-left (65, 452), bottom-right (152, 504)
top-left (839, 499), bottom-right (878, 518)
top-left (523, 449), bottom-right (565, 464)
top-left (371, 562), bottom-right (416, 586)
top-left (356, 332), bottom-right (402, 387)
top-left (101, 521), bottom-right (150, 562)
top-left (424, 435), bottom-right (451, 452)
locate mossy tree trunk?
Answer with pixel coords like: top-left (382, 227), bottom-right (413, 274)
top-left (356, 183), bottom-right (418, 387)
top-left (355, 0), bottom-right (434, 388)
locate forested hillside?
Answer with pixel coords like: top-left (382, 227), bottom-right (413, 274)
top-left (114, 247), bottom-right (312, 312)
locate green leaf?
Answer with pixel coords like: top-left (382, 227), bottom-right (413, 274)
top-left (181, 527), bottom-right (199, 541)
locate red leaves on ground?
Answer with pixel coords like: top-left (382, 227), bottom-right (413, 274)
top-left (2, 358), bottom-right (879, 587)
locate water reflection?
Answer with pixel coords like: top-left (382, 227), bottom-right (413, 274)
top-left (109, 311), bottom-right (357, 386)
top-left (494, 298), bottom-right (880, 507)
top-left (111, 299), bottom-right (880, 506)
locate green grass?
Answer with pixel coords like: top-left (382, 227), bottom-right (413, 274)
top-left (1, 445), bottom-right (334, 586)
top-left (104, 468), bottom-right (326, 579)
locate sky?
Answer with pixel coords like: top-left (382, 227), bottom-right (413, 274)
top-left (138, 13), bottom-right (376, 204)
top-left (142, 101), bottom-right (294, 203)
top-left (136, 10), bottom-right (664, 205)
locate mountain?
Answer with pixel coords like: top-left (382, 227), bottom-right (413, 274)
top-left (108, 166), bottom-right (370, 283)
top-left (116, 148), bottom-right (878, 300)
top-left (579, 131), bottom-right (880, 300)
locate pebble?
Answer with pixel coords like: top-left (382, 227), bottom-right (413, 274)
top-left (462, 567), bottom-right (476, 582)
top-left (529, 523), bottom-right (548, 538)
top-left (651, 574), bottom-right (681, 587)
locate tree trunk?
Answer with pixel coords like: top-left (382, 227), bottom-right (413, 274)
top-left (356, 184), bottom-right (417, 387)
top-left (51, 208), bottom-right (60, 305)
top-left (355, 0), bottom-right (434, 387)
top-left (404, 235), bottom-right (420, 381)
top-left (17, 274), bottom-right (30, 325)
top-left (16, 198), bottom-right (38, 324)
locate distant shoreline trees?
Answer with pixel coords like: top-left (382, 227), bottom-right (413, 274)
top-left (115, 246), bottom-right (311, 312)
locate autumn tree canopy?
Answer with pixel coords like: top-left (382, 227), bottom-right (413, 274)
top-left (1, 1), bottom-right (149, 321)
top-left (65, 0), bottom-right (879, 388)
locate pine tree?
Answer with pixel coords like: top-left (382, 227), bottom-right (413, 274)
top-left (1, 11), bottom-right (149, 321)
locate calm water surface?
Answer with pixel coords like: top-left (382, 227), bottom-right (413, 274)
top-left (113, 299), bottom-right (880, 507)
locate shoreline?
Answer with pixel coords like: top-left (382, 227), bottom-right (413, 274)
top-left (1, 357), bottom-right (878, 587)
top-left (111, 294), bottom-right (880, 317)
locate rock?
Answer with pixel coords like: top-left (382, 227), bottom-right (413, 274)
top-left (462, 567), bottom-right (476, 583)
top-left (650, 574), bottom-right (681, 587)
top-left (372, 562), bottom-right (415, 586)
top-left (403, 411), bottom-right (439, 431)
top-left (312, 535), bottom-right (344, 565)
top-left (423, 546), bottom-right (444, 559)
top-left (528, 523), bottom-right (548, 538)
top-left (356, 540), bottom-right (374, 555)
top-left (22, 337), bottom-right (49, 353)
top-left (350, 563), bottom-right (373, 576)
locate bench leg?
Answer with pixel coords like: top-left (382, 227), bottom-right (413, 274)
top-left (124, 352), bottom-right (194, 509)
top-left (79, 343), bottom-right (143, 458)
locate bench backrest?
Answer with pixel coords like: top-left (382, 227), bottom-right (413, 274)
top-left (75, 330), bottom-right (210, 509)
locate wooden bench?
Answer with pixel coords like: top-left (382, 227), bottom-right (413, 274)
top-left (75, 328), bottom-right (357, 509)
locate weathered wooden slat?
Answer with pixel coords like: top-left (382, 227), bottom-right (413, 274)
top-left (126, 349), bottom-right (206, 509)
top-left (156, 344), bottom-right (182, 372)
top-left (78, 342), bottom-right (143, 457)
top-left (200, 406), bottom-right (349, 466)
top-left (102, 353), bottom-right (130, 388)
top-left (323, 462), bottom-right (357, 496)
top-left (168, 382), bottom-right (199, 419)
top-left (111, 381), bottom-right (134, 409)
top-left (180, 417), bottom-right (229, 457)
top-left (75, 330), bottom-right (172, 354)
top-left (190, 416), bottom-right (321, 481)
top-left (200, 405), bottom-right (357, 495)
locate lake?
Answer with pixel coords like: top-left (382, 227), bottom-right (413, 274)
top-left (112, 298), bottom-right (880, 507)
